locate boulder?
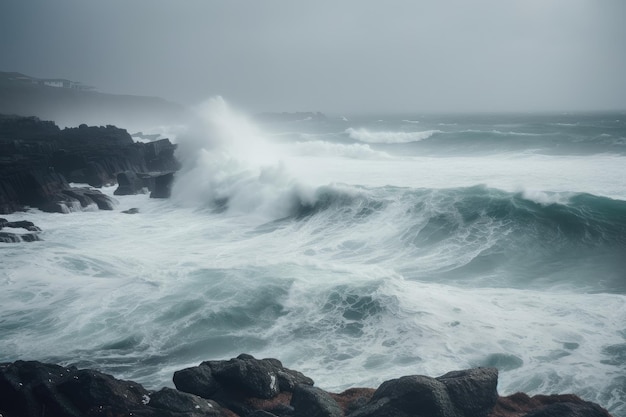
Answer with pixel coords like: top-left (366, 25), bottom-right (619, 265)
top-left (81, 189), bottom-right (116, 210)
top-left (0, 357), bottom-right (615, 417)
top-left (55, 368), bottom-right (149, 415)
top-left (148, 387), bottom-right (222, 416)
top-left (215, 356), bottom-right (281, 399)
top-left (0, 361), bottom-right (82, 417)
top-left (349, 374), bottom-right (456, 417)
top-left (174, 354), bottom-right (314, 416)
top-left (521, 401), bottom-right (611, 417)
top-left (0, 360), bottom-right (228, 417)
top-left (0, 218), bottom-right (42, 242)
top-left (0, 231), bottom-right (23, 242)
top-left (115, 170), bottom-right (146, 195)
top-left (331, 388), bottom-right (376, 415)
top-left (0, 231), bottom-right (41, 242)
top-left (489, 392), bottom-right (613, 417)
top-left (291, 384), bottom-right (343, 417)
top-left (150, 171), bottom-right (175, 199)
top-left (173, 363), bottom-right (221, 399)
top-left (0, 219), bottom-right (40, 231)
top-left (437, 368), bottom-right (498, 417)
top-left (207, 354), bottom-right (314, 399)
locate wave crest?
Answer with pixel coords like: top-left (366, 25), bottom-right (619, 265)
top-left (287, 141), bottom-right (391, 159)
top-left (346, 127), bottom-right (440, 144)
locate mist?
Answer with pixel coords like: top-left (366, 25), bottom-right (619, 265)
top-left (1, 0), bottom-right (626, 114)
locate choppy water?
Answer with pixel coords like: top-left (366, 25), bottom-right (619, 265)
top-left (2, 99), bottom-right (625, 415)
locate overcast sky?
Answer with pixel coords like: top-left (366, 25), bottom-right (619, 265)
top-left (1, 0), bottom-right (625, 113)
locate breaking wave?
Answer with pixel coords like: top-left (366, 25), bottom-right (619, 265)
top-left (345, 127), bottom-right (441, 144)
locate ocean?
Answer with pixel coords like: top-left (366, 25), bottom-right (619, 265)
top-left (1, 98), bottom-right (625, 415)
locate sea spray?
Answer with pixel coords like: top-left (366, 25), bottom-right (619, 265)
top-left (346, 127), bottom-right (440, 143)
top-left (172, 97), bottom-right (317, 218)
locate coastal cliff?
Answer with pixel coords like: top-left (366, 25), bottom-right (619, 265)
top-left (0, 114), bottom-right (179, 214)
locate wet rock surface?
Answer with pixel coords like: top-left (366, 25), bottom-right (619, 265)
top-left (0, 218), bottom-right (41, 242)
top-left (0, 355), bottom-right (613, 417)
top-left (0, 114), bottom-right (179, 214)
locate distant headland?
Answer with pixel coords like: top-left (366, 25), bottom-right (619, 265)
top-left (0, 71), bottom-right (187, 129)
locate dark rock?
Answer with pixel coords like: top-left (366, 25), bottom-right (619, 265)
top-left (206, 354), bottom-right (313, 399)
top-left (0, 218), bottom-right (42, 242)
top-left (115, 170), bottom-right (146, 195)
top-left (0, 231), bottom-right (22, 242)
top-left (82, 189), bottom-right (116, 210)
top-left (0, 167), bottom-right (70, 213)
top-left (489, 393), bottom-right (613, 417)
top-left (521, 401), bottom-right (611, 417)
top-left (249, 410), bottom-right (281, 417)
top-left (0, 114), bottom-right (180, 214)
top-left (0, 357), bottom-right (615, 417)
top-left (60, 188), bottom-right (94, 208)
top-left (291, 384), bottom-right (343, 417)
top-left (277, 367), bottom-right (315, 392)
top-left (175, 355), bottom-right (314, 416)
top-left (148, 387), bottom-right (222, 416)
top-left (1, 220), bottom-right (40, 231)
top-left (56, 368), bottom-right (149, 414)
top-left (122, 207), bottom-right (140, 214)
top-left (173, 363), bottom-right (221, 399)
top-left (150, 171), bottom-right (175, 198)
top-left (331, 388), bottom-right (376, 415)
top-left (0, 360), bottom-right (230, 417)
top-left (18, 232), bottom-right (41, 242)
top-left (437, 368), bottom-right (498, 417)
top-left (349, 375), bottom-right (455, 417)
top-left (215, 356), bottom-right (281, 399)
top-left (39, 195), bottom-right (81, 213)
top-left (0, 361), bottom-right (81, 417)
top-left (237, 353), bottom-right (255, 360)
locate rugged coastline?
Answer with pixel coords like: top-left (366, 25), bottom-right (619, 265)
top-left (0, 354), bottom-right (613, 417)
top-left (0, 114), bottom-right (179, 215)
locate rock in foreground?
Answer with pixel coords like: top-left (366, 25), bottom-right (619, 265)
top-left (0, 218), bottom-right (41, 242)
top-left (0, 355), bottom-right (613, 417)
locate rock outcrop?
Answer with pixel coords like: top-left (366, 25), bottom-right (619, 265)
top-left (0, 114), bottom-right (179, 214)
top-left (0, 218), bottom-right (41, 242)
top-left (0, 355), bottom-right (614, 417)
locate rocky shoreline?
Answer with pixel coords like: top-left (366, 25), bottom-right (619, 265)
top-left (0, 354), bottom-right (612, 417)
top-left (0, 114), bottom-right (179, 215)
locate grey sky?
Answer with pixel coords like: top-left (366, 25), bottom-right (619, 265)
top-left (1, 0), bottom-right (625, 113)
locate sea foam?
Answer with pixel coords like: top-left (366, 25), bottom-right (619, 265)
top-left (345, 127), bottom-right (440, 143)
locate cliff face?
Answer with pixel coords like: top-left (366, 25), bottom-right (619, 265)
top-left (0, 114), bottom-right (179, 214)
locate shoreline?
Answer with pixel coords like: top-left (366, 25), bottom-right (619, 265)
top-left (0, 354), bottom-right (613, 417)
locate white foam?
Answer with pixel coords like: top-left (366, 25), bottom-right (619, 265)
top-left (346, 127), bottom-right (440, 144)
top-left (286, 141), bottom-right (391, 160)
top-left (518, 189), bottom-right (574, 206)
top-left (171, 97), bottom-right (322, 219)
